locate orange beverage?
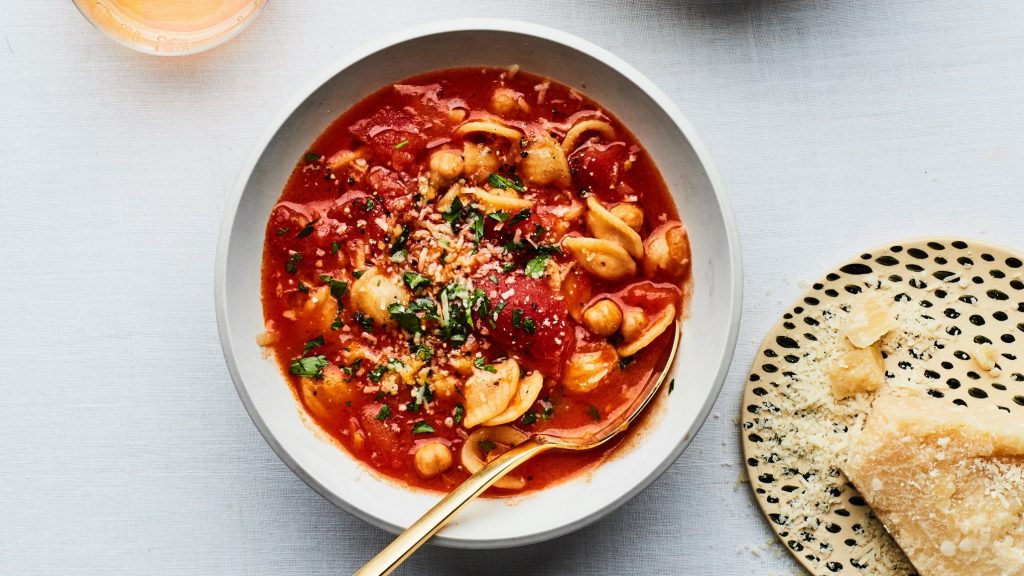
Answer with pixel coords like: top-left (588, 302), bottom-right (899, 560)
top-left (74, 0), bottom-right (266, 55)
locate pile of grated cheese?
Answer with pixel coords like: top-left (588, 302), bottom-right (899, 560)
top-left (749, 275), bottom-right (951, 575)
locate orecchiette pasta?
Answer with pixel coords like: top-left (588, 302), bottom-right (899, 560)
top-left (456, 120), bottom-right (523, 141)
top-left (562, 236), bottom-right (637, 281)
top-left (348, 267), bottom-right (410, 325)
top-left (618, 304), bottom-right (676, 357)
top-left (462, 358), bottom-right (520, 428)
top-left (585, 196), bottom-right (644, 258)
top-left (483, 371), bottom-right (544, 426)
top-left (473, 187), bottom-right (533, 212)
top-left (461, 426), bottom-right (528, 489)
top-left (561, 119), bottom-right (616, 153)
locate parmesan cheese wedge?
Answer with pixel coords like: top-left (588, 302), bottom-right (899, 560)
top-left (844, 293), bottom-right (898, 348)
top-left (844, 395), bottom-right (1024, 576)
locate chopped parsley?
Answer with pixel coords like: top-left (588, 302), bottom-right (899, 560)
top-left (438, 282), bottom-right (475, 345)
top-left (275, 226), bottom-right (290, 237)
top-left (524, 254), bottom-right (549, 278)
top-left (403, 271), bottom-right (431, 291)
top-left (468, 210), bottom-right (485, 248)
top-left (364, 197), bottom-right (376, 211)
top-left (302, 335), bottom-right (324, 354)
top-left (354, 311), bottom-right (374, 332)
top-left (477, 439), bottom-right (497, 455)
top-left (453, 404), bottom-right (465, 425)
top-left (411, 421), bottom-right (434, 434)
top-left (296, 220), bottom-right (316, 238)
top-left (303, 152), bottom-right (320, 163)
top-left (285, 253), bottom-right (302, 274)
top-left (488, 211), bottom-right (511, 223)
top-left (341, 358), bottom-right (362, 377)
top-left (507, 208), bottom-right (531, 226)
top-left (319, 274), bottom-right (349, 302)
top-left (413, 344), bottom-right (433, 361)
top-left (540, 397), bottom-right (554, 419)
top-left (407, 383), bottom-right (434, 413)
top-left (521, 317), bottom-right (536, 335)
top-left (488, 173), bottom-right (526, 193)
top-left (388, 302), bottom-right (422, 334)
top-left (352, 269), bottom-right (365, 279)
top-left (394, 139), bottom-right (410, 150)
top-left (289, 355), bottom-right (328, 378)
top-left (473, 356), bottom-right (496, 373)
top-left (375, 405), bottom-right (391, 420)
top-left (441, 196), bottom-right (464, 226)
top-left (618, 355), bottom-right (636, 370)
top-left (487, 274), bottom-right (499, 284)
top-left (587, 404), bottom-right (601, 421)
top-left (297, 282), bottom-right (309, 294)
top-left (330, 316), bottom-right (343, 330)
top-left (368, 364), bottom-right (389, 383)
top-left (330, 241), bottom-right (340, 254)
top-left (390, 225), bottom-right (410, 256)
top-left (520, 411), bottom-right (538, 426)
top-left (512, 308), bottom-right (523, 328)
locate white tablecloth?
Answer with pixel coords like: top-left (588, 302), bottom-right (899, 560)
top-left (2, 1), bottom-right (1022, 574)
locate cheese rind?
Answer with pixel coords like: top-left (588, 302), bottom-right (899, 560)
top-left (844, 395), bottom-right (1024, 576)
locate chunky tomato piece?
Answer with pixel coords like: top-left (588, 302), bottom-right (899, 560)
top-left (366, 167), bottom-right (415, 213)
top-left (483, 210), bottom-right (557, 246)
top-left (326, 191), bottom-right (387, 243)
top-left (568, 141), bottom-right (629, 198)
top-left (482, 274), bottom-right (574, 378)
top-left (360, 404), bottom-right (404, 470)
top-left (617, 281), bottom-right (681, 314)
top-left (349, 107), bottom-right (426, 169)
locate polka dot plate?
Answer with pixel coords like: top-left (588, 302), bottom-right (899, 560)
top-left (740, 238), bottom-right (1024, 576)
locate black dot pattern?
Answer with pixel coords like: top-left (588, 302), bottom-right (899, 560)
top-left (741, 239), bottom-right (1022, 576)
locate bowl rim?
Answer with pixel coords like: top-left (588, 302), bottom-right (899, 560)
top-left (215, 18), bottom-right (743, 548)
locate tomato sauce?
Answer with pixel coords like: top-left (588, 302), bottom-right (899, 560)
top-left (260, 67), bottom-right (690, 494)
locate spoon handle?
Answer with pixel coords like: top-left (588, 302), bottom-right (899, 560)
top-left (354, 438), bottom-right (553, 576)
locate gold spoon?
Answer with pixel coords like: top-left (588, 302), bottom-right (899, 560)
top-left (354, 321), bottom-right (680, 576)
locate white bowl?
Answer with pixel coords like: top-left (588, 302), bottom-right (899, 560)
top-left (215, 19), bottom-right (742, 549)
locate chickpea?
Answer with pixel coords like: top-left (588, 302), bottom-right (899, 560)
top-left (643, 222), bottom-right (691, 280)
top-left (620, 306), bottom-right (649, 343)
top-left (519, 136), bottom-right (570, 188)
top-left (610, 204), bottom-right (644, 233)
top-left (414, 442), bottom-right (453, 479)
top-left (429, 149), bottom-right (464, 188)
top-left (490, 88), bottom-right (522, 115)
top-left (448, 108), bottom-right (467, 123)
top-left (583, 299), bottom-right (623, 337)
top-left (463, 141), bottom-right (500, 183)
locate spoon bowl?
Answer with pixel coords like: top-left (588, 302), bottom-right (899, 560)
top-left (354, 322), bottom-right (681, 576)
